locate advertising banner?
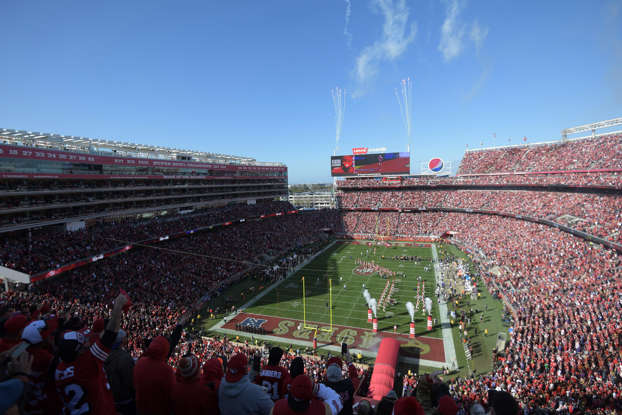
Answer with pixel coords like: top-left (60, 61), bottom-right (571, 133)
top-left (352, 147), bottom-right (368, 155)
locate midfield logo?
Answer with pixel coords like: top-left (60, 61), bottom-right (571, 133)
top-left (240, 317), bottom-right (267, 329)
top-left (353, 265), bottom-right (375, 276)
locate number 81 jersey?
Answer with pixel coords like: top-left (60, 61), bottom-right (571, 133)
top-left (54, 341), bottom-right (116, 415)
top-left (256, 365), bottom-right (290, 401)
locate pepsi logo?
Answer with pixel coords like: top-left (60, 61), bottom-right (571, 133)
top-left (428, 158), bottom-right (443, 172)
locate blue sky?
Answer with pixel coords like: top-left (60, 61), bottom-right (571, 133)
top-left (1, 1), bottom-right (621, 183)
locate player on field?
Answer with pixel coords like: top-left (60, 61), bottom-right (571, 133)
top-left (255, 347), bottom-right (290, 401)
top-left (54, 293), bottom-right (128, 415)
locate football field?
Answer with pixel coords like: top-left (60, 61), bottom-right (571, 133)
top-left (211, 241), bottom-right (456, 366)
top-left (207, 240), bottom-right (508, 373)
top-left (247, 241), bottom-right (442, 336)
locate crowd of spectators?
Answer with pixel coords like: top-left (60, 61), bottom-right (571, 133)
top-left (338, 190), bottom-right (621, 242)
top-left (0, 293), bottom-right (370, 414)
top-left (443, 215), bottom-right (621, 413)
top-left (338, 172), bottom-right (622, 189)
top-left (1, 209), bottom-right (338, 360)
top-left (457, 134), bottom-right (622, 174)
top-left (0, 201), bottom-right (296, 275)
top-left (337, 210), bottom-right (622, 412)
top-left (3, 301), bottom-right (480, 415)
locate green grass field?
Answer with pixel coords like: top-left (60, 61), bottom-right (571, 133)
top-left (247, 242), bottom-right (442, 337)
top-left (200, 240), bottom-right (508, 376)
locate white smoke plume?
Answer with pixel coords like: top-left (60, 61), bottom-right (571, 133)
top-left (344, 0), bottom-right (352, 48)
top-left (363, 289), bottom-right (371, 307)
top-left (369, 298), bottom-right (377, 318)
top-left (406, 301), bottom-right (415, 322)
top-left (425, 297), bottom-right (433, 315)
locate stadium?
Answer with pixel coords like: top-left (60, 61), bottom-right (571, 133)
top-left (2, 2), bottom-right (622, 414)
top-left (1, 117), bottom-right (620, 414)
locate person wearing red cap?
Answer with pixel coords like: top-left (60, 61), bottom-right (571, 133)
top-left (171, 353), bottom-right (219, 415)
top-left (392, 396), bottom-right (425, 415)
top-left (218, 353), bottom-right (274, 415)
top-left (437, 395), bottom-right (458, 415)
top-left (134, 316), bottom-right (186, 415)
top-left (202, 357), bottom-right (224, 392)
top-left (271, 374), bottom-right (343, 415)
top-left (272, 375), bottom-right (328, 415)
top-left (134, 336), bottom-right (174, 415)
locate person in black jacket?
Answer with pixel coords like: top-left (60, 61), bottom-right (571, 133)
top-left (104, 329), bottom-right (136, 415)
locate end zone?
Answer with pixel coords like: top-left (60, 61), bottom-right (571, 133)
top-left (213, 312), bottom-right (450, 368)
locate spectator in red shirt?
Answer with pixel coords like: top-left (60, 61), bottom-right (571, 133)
top-left (55, 293), bottom-right (128, 415)
top-left (172, 353), bottom-right (219, 415)
top-left (134, 336), bottom-right (175, 415)
top-left (255, 347), bottom-right (290, 401)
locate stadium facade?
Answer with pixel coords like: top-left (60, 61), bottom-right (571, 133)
top-left (0, 128), bottom-right (287, 233)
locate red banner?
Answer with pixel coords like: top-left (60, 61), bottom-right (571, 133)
top-left (0, 144), bottom-right (286, 173)
top-left (352, 147), bottom-right (368, 155)
top-left (0, 172), bottom-right (284, 181)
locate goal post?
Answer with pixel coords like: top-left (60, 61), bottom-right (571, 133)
top-left (301, 276), bottom-right (333, 333)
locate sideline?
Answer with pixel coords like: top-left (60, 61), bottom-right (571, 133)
top-left (431, 244), bottom-right (457, 369)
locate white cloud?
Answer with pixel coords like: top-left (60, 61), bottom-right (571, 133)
top-left (438, 0), bottom-right (465, 61)
top-left (470, 20), bottom-right (488, 54)
top-left (354, 0), bottom-right (417, 90)
top-left (439, 0), bottom-right (488, 61)
top-left (344, 0), bottom-right (352, 48)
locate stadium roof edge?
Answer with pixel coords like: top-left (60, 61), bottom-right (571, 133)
top-left (0, 127), bottom-right (286, 167)
top-left (561, 117), bottom-right (622, 137)
top-left (465, 129), bottom-right (622, 153)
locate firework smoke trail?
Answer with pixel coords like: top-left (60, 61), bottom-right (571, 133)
top-left (331, 87), bottom-right (346, 155)
top-left (369, 298), bottom-right (377, 318)
top-left (406, 301), bottom-right (415, 322)
top-left (395, 78), bottom-right (413, 150)
top-left (363, 289), bottom-right (371, 307)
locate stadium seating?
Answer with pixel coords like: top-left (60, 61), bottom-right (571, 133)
top-left (0, 201), bottom-right (295, 274)
top-left (457, 134), bottom-right (622, 174)
top-left (338, 172), bottom-right (622, 189)
top-left (337, 189), bottom-right (621, 242)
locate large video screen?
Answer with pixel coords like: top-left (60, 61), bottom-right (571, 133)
top-left (331, 155), bottom-right (355, 176)
top-left (354, 152), bottom-right (410, 175)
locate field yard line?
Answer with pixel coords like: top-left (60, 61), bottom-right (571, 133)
top-left (212, 240), bottom-right (337, 330)
top-left (342, 276), bottom-right (369, 323)
top-left (431, 244), bottom-right (457, 367)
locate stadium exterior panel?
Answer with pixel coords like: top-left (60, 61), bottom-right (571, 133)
top-left (0, 129), bottom-right (287, 232)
